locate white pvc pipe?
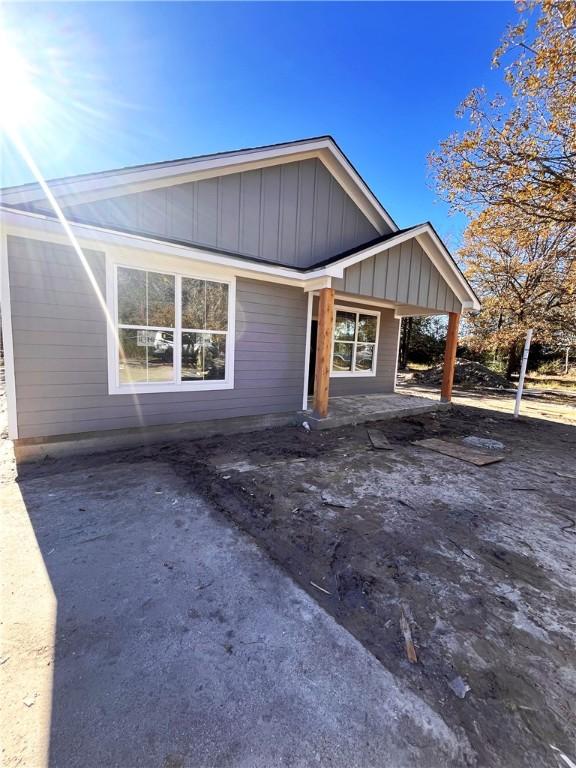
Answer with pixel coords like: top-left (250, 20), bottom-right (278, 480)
top-left (514, 329), bottom-right (533, 418)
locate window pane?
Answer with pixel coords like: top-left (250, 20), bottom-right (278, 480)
top-left (206, 282), bottom-right (229, 331)
top-left (333, 342), bottom-right (353, 371)
top-left (182, 278), bottom-right (205, 329)
top-left (147, 272), bottom-right (175, 327)
top-left (355, 344), bottom-right (375, 371)
top-left (148, 331), bottom-right (174, 381)
top-left (334, 311), bottom-right (356, 341)
top-left (118, 267), bottom-right (146, 325)
top-left (119, 328), bottom-right (174, 385)
top-left (358, 314), bottom-right (377, 343)
top-left (181, 332), bottom-right (226, 381)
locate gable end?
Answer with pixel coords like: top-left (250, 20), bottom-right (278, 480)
top-left (47, 158), bottom-right (382, 268)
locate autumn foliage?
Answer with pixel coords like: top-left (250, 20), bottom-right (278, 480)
top-left (430, 0), bottom-right (576, 375)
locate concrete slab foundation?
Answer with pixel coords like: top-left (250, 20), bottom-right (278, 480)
top-left (14, 411), bottom-right (300, 464)
top-left (305, 392), bottom-right (448, 430)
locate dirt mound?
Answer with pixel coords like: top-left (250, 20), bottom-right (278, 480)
top-left (414, 358), bottom-right (512, 390)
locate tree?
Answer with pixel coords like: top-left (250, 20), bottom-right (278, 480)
top-left (429, 0), bottom-right (576, 229)
top-left (398, 315), bottom-right (447, 368)
top-left (460, 209), bottom-right (576, 376)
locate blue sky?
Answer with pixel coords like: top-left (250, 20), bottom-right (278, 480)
top-left (1, 1), bottom-right (518, 244)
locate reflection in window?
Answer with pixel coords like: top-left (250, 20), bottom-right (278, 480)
top-left (334, 311), bottom-right (356, 342)
top-left (182, 278), bottom-right (228, 332)
top-left (357, 314), bottom-right (377, 343)
top-left (147, 272), bottom-right (175, 327)
top-left (119, 329), bottom-right (174, 384)
top-left (355, 343), bottom-right (374, 371)
top-left (116, 266), bottom-right (230, 388)
top-left (182, 333), bottom-right (226, 381)
top-left (332, 309), bottom-right (378, 375)
top-left (333, 342), bottom-right (353, 371)
top-left (118, 267), bottom-right (175, 327)
top-left (181, 278), bottom-right (228, 381)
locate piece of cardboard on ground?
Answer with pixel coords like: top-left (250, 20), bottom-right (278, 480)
top-left (412, 438), bottom-right (504, 466)
top-left (367, 429), bottom-right (393, 450)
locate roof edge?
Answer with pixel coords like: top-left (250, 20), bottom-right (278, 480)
top-left (0, 135), bottom-right (335, 194)
top-left (318, 221), bottom-right (480, 310)
top-left (0, 205), bottom-right (478, 309)
top-left (0, 135), bottom-right (397, 233)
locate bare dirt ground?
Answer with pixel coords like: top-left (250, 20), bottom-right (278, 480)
top-left (3, 382), bottom-right (576, 767)
top-left (397, 374), bottom-right (576, 427)
top-left (134, 404), bottom-right (576, 768)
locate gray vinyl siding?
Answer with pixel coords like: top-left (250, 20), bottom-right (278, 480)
top-left (8, 236), bottom-right (308, 440)
top-left (313, 298), bottom-right (400, 397)
top-left (332, 241), bottom-right (463, 313)
top-left (55, 159), bottom-right (381, 269)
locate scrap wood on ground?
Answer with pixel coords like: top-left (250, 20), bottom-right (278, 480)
top-left (412, 437), bottom-right (504, 466)
top-left (142, 404), bottom-right (575, 768)
top-left (14, 403), bottom-right (576, 768)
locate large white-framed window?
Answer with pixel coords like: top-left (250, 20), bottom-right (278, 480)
top-left (108, 260), bottom-right (235, 394)
top-left (330, 305), bottom-right (380, 377)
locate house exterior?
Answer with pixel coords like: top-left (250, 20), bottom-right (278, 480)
top-left (0, 137), bottom-right (479, 454)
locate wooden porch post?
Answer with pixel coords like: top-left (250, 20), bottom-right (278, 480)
top-left (441, 312), bottom-right (460, 402)
top-left (313, 287), bottom-right (335, 418)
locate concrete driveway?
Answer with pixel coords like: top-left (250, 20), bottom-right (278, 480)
top-left (1, 454), bottom-right (471, 768)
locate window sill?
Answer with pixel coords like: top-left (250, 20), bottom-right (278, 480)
top-left (330, 370), bottom-right (377, 378)
top-left (109, 380), bottom-right (234, 395)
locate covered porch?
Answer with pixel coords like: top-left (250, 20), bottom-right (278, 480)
top-left (304, 391), bottom-right (448, 430)
top-left (304, 224), bottom-right (479, 426)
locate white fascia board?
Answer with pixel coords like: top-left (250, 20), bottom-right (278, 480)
top-left (415, 231), bottom-right (480, 311)
top-left (326, 226), bottom-right (428, 275)
top-left (1, 138), bottom-right (395, 236)
top-left (393, 306), bottom-right (445, 319)
top-left (319, 144), bottom-right (397, 233)
top-left (303, 276), bottom-right (333, 292)
top-left (0, 207), bottom-right (328, 288)
top-left (1, 141), bottom-right (329, 206)
top-left (325, 224), bottom-right (479, 311)
top-left (333, 293), bottom-right (397, 310)
top-left (0, 208), bottom-right (478, 310)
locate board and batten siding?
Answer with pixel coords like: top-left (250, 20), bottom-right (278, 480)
top-left (313, 297), bottom-right (400, 397)
top-left (54, 159), bottom-right (382, 269)
top-left (333, 240), bottom-right (463, 313)
top-left (8, 236), bottom-right (308, 440)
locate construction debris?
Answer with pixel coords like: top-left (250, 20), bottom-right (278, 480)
top-left (367, 429), bottom-right (393, 450)
top-left (321, 491), bottom-right (352, 508)
top-left (413, 438), bottom-right (504, 466)
top-left (448, 676), bottom-right (471, 699)
top-left (448, 538), bottom-right (476, 560)
top-left (550, 745), bottom-right (576, 768)
top-left (400, 608), bottom-right (417, 664)
top-left (414, 359), bottom-right (512, 390)
top-left (462, 436), bottom-right (505, 451)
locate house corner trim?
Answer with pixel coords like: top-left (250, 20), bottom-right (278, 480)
top-left (0, 233), bottom-right (18, 439)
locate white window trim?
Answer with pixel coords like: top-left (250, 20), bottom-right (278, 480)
top-left (106, 256), bottom-right (236, 395)
top-left (330, 304), bottom-right (380, 378)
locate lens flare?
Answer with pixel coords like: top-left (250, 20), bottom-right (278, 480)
top-left (1, 17), bottom-right (146, 425)
top-left (0, 29), bottom-right (46, 130)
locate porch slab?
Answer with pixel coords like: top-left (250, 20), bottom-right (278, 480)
top-left (305, 392), bottom-right (449, 430)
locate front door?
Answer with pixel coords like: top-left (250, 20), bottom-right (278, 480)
top-left (308, 320), bottom-right (318, 396)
